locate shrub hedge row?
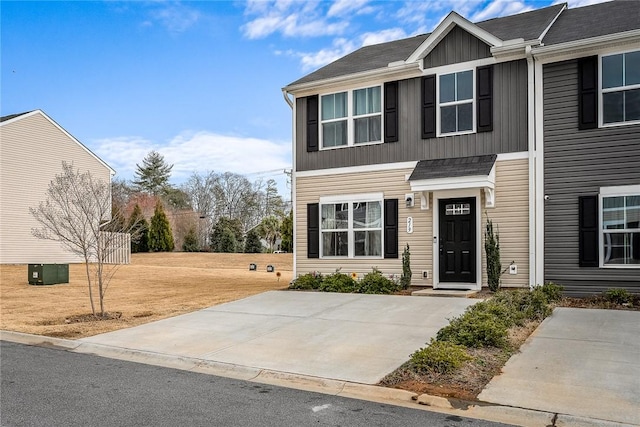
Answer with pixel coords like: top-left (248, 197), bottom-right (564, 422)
top-left (289, 270), bottom-right (399, 295)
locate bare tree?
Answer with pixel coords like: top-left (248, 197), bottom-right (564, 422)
top-left (30, 162), bottom-right (138, 317)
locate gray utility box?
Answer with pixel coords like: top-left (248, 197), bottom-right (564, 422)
top-left (28, 264), bottom-right (69, 285)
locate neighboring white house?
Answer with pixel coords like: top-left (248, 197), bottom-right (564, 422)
top-left (0, 110), bottom-right (115, 264)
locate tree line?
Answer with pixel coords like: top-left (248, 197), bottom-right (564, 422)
top-left (113, 150), bottom-right (292, 254)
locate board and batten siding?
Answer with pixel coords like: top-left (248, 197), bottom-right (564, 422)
top-left (0, 112), bottom-right (113, 264)
top-left (543, 59), bottom-right (640, 295)
top-left (296, 59), bottom-right (528, 172)
top-left (295, 157), bottom-right (529, 288)
top-left (422, 26), bottom-right (492, 69)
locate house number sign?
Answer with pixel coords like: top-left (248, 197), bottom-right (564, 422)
top-left (407, 217), bottom-right (413, 234)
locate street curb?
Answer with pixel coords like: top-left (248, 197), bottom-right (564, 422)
top-left (2, 330), bottom-right (632, 427)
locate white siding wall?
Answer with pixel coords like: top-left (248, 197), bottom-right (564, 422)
top-left (0, 112), bottom-right (113, 264)
top-left (295, 157), bottom-right (529, 288)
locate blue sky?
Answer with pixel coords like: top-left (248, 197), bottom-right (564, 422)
top-left (1, 0), bottom-right (605, 196)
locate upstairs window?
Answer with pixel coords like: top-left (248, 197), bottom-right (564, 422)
top-left (601, 51), bottom-right (640, 125)
top-left (320, 86), bottom-right (382, 149)
top-left (439, 70), bottom-right (474, 135)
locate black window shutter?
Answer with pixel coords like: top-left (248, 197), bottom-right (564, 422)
top-left (421, 75), bottom-right (436, 139)
top-left (578, 195), bottom-right (599, 267)
top-left (306, 95), bottom-right (319, 152)
top-left (384, 199), bottom-right (398, 259)
top-left (384, 81), bottom-right (399, 143)
top-left (307, 203), bottom-right (319, 258)
top-left (476, 65), bottom-right (493, 133)
top-left (578, 56), bottom-right (598, 130)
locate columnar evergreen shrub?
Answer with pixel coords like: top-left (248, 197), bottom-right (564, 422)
top-left (182, 226), bottom-right (199, 252)
top-left (484, 218), bottom-right (501, 292)
top-left (148, 200), bottom-right (174, 252)
top-left (401, 244), bottom-right (412, 289)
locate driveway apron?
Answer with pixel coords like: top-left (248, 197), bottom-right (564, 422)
top-left (479, 307), bottom-right (640, 426)
top-left (80, 291), bottom-right (477, 384)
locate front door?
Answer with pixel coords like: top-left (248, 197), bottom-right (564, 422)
top-left (439, 198), bottom-right (476, 283)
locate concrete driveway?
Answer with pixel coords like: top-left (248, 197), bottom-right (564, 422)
top-left (479, 308), bottom-right (640, 426)
top-left (80, 291), bottom-right (477, 384)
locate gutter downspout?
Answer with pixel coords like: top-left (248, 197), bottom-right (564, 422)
top-left (526, 45), bottom-right (537, 288)
top-left (282, 89), bottom-right (296, 279)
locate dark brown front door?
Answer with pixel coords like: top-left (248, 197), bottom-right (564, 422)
top-left (439, 198), bottom-right (476, 283)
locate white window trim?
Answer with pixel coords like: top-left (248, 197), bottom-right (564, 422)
top-left (598, 49), bottom-right (640, 128)
top-left (319, 85), bottom-right (384, 150)
top-left (598, 184), bottom-right (640, 269)
top-left (436, 69), bottom-right (476, 137)
top-left (319, 193), bottom-right (384, 259)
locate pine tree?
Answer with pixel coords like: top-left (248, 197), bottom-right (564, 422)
top-left (148, 200), bottom-right (174, 252)
top-left (244, 229), bottom-right (262, 253)
top-left (280, 210), bottom-right (293, 253)
top-left (133, 151), bottom-right (173, 196)
top-left (128, 204), bottom-right (149, 253)
top-left (182, 226), bottom-right (199, 252)
top-left (218, 227), bottom-right (237, 253)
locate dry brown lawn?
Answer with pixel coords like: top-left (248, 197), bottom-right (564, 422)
top-left (1, 252), bottom-right (292, 339)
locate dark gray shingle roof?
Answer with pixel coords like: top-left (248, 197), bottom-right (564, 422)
top-left (475, 3), bottom-right (565, 41)
top-left (0, 111), bottom-right (32, 122)
top-left (542, 1), bottom-right (640, 45)
top-left (408, 154), bottom-right (497, 181)
top-left (287, 34), bottom-right (429, 87)
top-left (286, 4), bottom-right (567, 88)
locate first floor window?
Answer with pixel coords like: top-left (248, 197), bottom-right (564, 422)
top-left (601, 51), bottom-right (640, 125)
top-left (602, 194), bottom-right (640, 266)
top-left (320, 199), bottom-right (382, 257)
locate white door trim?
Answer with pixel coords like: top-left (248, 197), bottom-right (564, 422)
top-left (432, 189), bottom-right (482, 291)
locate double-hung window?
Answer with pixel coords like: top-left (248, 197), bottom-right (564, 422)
top-left (320, 196), bottom-right (382, 258)
top-left (600, 187), bottom-right (640, 267)
top-left (320, 86), bottom-right (382, 148)
top-left (439, 70), bottom-right (474, 135)
top-left (601, 50), bottom-right (640, 125)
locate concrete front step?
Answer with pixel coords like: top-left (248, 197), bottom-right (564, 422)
top-left (411, 289), bottom-right (479, 298)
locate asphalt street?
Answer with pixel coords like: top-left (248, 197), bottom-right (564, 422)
top-left (0, 341), bottom-right (514, 427)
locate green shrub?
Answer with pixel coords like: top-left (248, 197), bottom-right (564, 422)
top-left (523, 288), bottom-right (553, 320)
top-left (540, 282), bottom-right (564, 302)
top-left (410, 339), bottom-right (472, 374)
top-left (289, 273), bottom-right (322, 290)
top-left (355, 269), bottom-right (399, 294)
top-left (319, 272), bottom-right (355, 293)
top-left (603, 288), bottom-right (631, 305)
top-left (437, 310), bottom-right (510, 348)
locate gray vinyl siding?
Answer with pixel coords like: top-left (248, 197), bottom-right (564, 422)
top-left (423, 26), bottom-right (491, 69)
top-left (543, 59), bottom-right (640, 295)
top-left (296, 59), bottom-right (528, 171)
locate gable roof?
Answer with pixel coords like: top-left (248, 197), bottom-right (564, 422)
top-left (285, 4), bottom-right (566, 89)
top-left (287, 34), bottom-right (428, 87)
top-left (475, 3), bottom-right (565, 42)
top-left (0, 111), bottom-right (32, 123)
top-left (0, 109), bottom-right (115, 175)
top-left (542, 1), bottom-right (640, 45)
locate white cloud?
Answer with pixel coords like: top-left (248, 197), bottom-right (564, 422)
top-left (327, 0), bottom-right (371, 17)
top-left (360, 28), bottom-right (408, 46)
top-left (561, 0), bottom-right (611, 7)
top-left (241, 0), bottom-right (350, 39)
top-left (470, 0), bottom-right (533, 22)
top-left (147, 2), bottom-right (201, 33)
top-left (92, 132), bottom-right (291, 184)
top-left (395, 0), bottom-right (481, 29)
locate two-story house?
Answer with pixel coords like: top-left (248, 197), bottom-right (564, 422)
top-left (282, 1), bottom-right (639, 294)
top-left (535, 1), bottom-right (640, 295)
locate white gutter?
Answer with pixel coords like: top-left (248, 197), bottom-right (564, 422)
top-left (283, 62), bottom-right (421, 95)
top-left (526, 45), bottom-right (537, 288)
top-left (281, 89), bottom-right (293, 109)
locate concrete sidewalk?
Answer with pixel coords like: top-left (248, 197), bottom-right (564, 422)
top-left (79, 291), bottom-right (477, 384)
top-left (479, 308), bottom-right (640, 426)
